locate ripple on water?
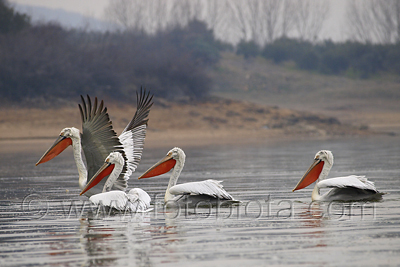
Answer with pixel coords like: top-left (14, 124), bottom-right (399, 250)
top-left (0, 136), bottom-right (399, 266)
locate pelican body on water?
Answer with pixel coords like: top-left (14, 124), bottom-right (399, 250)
top-left (292, 150), bottom-right (383, 201)
top-left (138, 147), bottom-right (238, 207)
top-left (80, 152), bottom-right (151, 212)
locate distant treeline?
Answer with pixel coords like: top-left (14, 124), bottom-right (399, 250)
top-left (237, 38), bottom-right (400, 78)
top-left (1, 0), bottom-right (400, 104)
top-left (0, 1), bottom-right (226, 102)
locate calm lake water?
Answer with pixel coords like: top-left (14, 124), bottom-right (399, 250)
top-left (0, 136), bottom-right (399, 266)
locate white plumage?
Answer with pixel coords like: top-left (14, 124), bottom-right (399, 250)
top-left (139, 147), bottom-right (236, 204)
top-left (81, 152), bottom-right (152, 212)
top-left (317, 175), bottom-right (377, 191)
top-left (293, 150), bottom-right (382, 201)
top-left (169, 179), bottom-right (234, 200)
top-left (118, 124), bottom-right (147, 181)
top-left (89, 188), bottom-right (151, 212)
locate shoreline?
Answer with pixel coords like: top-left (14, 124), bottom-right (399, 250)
top-left (0, 127), bottom-right (391, 155)
top-left (0, 97), bottom-right (397, 153)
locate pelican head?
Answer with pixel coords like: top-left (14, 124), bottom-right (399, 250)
top-left (80, 151), bottom-right (125, 195)
top-left (314, 150), bottom-right (334, 166)
top-left (36, 127), bottom-right (80, 166)
top-left (292, 150), bottom-right (334, 192)
top-left (138, 147), bottom-right (185, 179)
top-left (105, 151), bottom-right (125, 166)
top-left (60, 127), bottom-right (80, 141)
top-left (168, 147), bottom-right (186, 163)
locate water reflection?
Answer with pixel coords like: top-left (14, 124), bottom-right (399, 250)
top-left (296, 204), bottom-right (327, 250)
top-left (80, 214), bottom-right (154, 266)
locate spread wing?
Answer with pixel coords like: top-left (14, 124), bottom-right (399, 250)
top-left (317, 175), bottom-right (378, 192)
top-left (79, 95), bottom-right (124, 194)
top-left (89, 189), bottom-right (151, 212)
top-left (117, 89), bottom-right (153, 185)
top-left (169, 179), bottom-right (235, 200)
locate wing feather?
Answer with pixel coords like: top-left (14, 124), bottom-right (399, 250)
top-left (89, 189), bottom-right (151, 212)
top-left (80, 95), bottom-right (124, 194)
top-left (317, 175), bottom-right (378, 192)
top-left (89, 191), bottom-right (128, 210)
top-left (169, 179), bottom-right (235, 200)
top-left (80, 91), bottom-right (153, 194)
top-left (123, 88), bottom-right (154, 132)
top-left (117, 89), bottom-right (153, 186)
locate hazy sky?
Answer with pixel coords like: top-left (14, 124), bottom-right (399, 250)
top-left (9, 0), bottom-right (348, 42)
top-left (9, 0), bottom-right (110, 18)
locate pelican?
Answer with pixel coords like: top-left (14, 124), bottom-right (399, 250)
top-left (36, 89), bottom-right (153, 197)
top-left (80, 152), bottom-right (151, 212)
top-left (292, 150), bottom-right (383, 201)
top-left (138, 147), bottom-right (237, 206)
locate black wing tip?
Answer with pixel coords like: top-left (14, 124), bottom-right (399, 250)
top-left (80, 94), bottom-right (109, 123)
top-left (123, 88), bottom-right (154, 131)
top-left (80, 95), bottom-right (88, 122)
top-left (137, 87), bottom-right (154, 107)
top-left (78, 103), bottom-right (84, 122)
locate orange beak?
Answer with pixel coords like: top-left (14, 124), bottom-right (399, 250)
top-left (138, 154), bottom-right (176, 179)
top-left (36, 135), bottom-right (72, 166)
top-left (292, 158), bottom-right (324, 191)
top-left (80, 161), bottom-right (115, 196)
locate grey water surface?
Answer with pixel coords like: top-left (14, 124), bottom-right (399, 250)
top-left (0, 136), bottom-right (399, 266)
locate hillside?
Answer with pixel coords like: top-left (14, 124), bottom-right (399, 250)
top-left (210, 52), bottom-right (400, 135)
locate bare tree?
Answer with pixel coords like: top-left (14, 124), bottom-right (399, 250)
top-left (227, 0), bottom-right (283, 45)
top-left (347, 0), bottom-right (400, 43)
top-left (105, 0), bottom-right (192, 33)
top-left (170, 0), bottom-right (201, 27)
top-left (248, 0), bottom-right (263, 44)
top-left (397, 0), bottom-right (400, 42)
top-left (104, 0), bottom-right (331, 45)
top-left (147, 0), bottom-right (169, 33)
top-left (201, 0), bottom-right (233, 42)
top-left (292, 0), bottom-right (330, 42)
top-left (227, 0), bottom-right (251, 42)
top-left (104, 0), bottom-right (146, 31)
top-left (346, 1), bottom-right (373, 43)
top-left (280, 0), bottom-right (297, 37)
top-left (203, 0), bottom-right (226, 29)
top-left (261, 0), bottom-right (282, 43)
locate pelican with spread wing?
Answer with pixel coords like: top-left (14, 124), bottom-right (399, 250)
top-left (292, 150), bottom-right (383, 201)
top-left (138, 147), bottom-right (237, 205)
top-left (36, 89), bottom-right (153, 197)
top-left (80, 152), bottom-right (151, 212)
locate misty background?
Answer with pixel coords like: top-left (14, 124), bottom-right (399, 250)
top-left (1, 0), bottom-right (400, 104)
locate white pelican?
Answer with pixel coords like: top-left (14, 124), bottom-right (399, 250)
top-left (79, 152), bottom-right (151, 212)
top-left (36, 89), bottom-right (153, 197)
top-left (138, 147), bottom-right (237, 205)
top-left (292, 150), bottom-right (383, 201)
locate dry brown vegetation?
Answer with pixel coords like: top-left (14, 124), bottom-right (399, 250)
top-left (0, 96), bottom-right (375, 150)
